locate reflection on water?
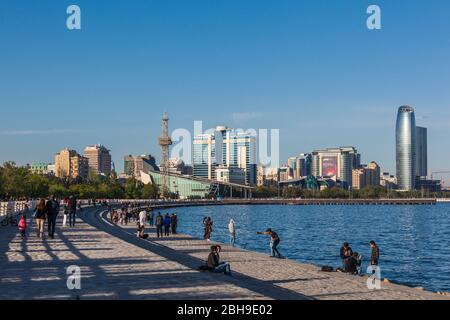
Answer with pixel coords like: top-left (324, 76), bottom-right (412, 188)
top-left (171, 203), bottom-right (450, 292)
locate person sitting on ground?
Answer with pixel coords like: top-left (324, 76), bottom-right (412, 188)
top-left (337, 252), bottom-right (359, 275)
top-left (340, 242), bottom-right (353, 268)
top-left (198, 245), bottom-right (231, 275)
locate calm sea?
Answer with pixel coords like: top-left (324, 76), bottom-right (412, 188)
top-left (172, 203), bottom-right (450, 292)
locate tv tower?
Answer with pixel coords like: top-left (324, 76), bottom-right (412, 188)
top-left (158, 112), bottom-right (172, 197)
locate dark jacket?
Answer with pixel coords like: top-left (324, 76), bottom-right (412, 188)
top-left (34, 208), bottom-right (47, 220)
top-left (45, 199), bottom-right (60, 218)
top-left (163, 216), bottom-right (171, 227)
top-left (340, 246), bottom-right (353, 259)
top-left (344, 256), bottom-right (358, 274)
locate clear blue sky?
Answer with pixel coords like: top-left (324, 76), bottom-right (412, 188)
top-left (1, 0), bottom-right (450, 177)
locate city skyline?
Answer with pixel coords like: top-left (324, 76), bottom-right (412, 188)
top-left (1, 1), bottom-right (450, 177)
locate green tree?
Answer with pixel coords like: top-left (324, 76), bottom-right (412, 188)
top-left (141, 183), bottom-right (159, 199)
top-left (1, 162), bottom-right (29, 198)
top-left (26, 174), bottom-right (50, 198)
top-left (49, 182), bottom-right (69, 199)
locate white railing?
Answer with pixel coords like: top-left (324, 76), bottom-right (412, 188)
top-left (0, 200), bottom-right (37, 220)
top-left (0, 198), bottom-right (217, 220)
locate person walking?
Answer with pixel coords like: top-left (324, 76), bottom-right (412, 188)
top-left (163, 213), bottom-right (171, 236)
top-left (370, 240), bottom-right (380, 266)
top-left (34, 199), bottom-right (47, 239)
top-left (68, 195), bottom-right (77, 227)
top-left (257, 228), bottom-right (283, 258)
top-left (45, 195), bottom-right (60, 239)
top-left (18, 214), bottom-right (27, 239)
top-left (203, 217), bottom-right (213, 241)
top-left (228, 218), bottom-right (236, 247)
top-left (155, 212), bottom-right (164, 238)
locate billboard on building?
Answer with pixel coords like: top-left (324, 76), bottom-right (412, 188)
top-left (322, 156), bottom-right (337, 176)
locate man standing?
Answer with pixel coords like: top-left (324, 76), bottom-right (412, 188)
top-left (170, 213), bottom-right (178, 234)
top-left (228, 218), bottom-right (235, 247)
top-left (163, 213), bottom-right (171, 236)
top-left (46, 195), bottom-right (60, 239)
top-left (370, 240), bottom-right (380, 266)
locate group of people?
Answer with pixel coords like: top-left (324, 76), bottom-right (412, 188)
top-left (154, 212), bottom-right (178, 238)
top-left (17, 195), bottom-right (78, 240)
top-left (336, 241), bottom-right (380, 275)
top-left (129, 209), bottom-right (178, 239)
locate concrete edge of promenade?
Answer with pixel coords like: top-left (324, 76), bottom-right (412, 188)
top-left (83, 203), bottom-right (450, 300)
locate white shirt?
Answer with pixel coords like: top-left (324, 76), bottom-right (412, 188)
top-left (139, 210), bottom-right (146, 226)
top-left (228, 220), bottom-right (235, 234)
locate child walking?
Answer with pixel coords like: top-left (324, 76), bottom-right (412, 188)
top-left (18, 214), bottom-right (27, 239)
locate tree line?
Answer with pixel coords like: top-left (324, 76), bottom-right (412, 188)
top-left (252, 185), bottom-right (450, 199)
top-left (0, 162), bottom-right (159, 201)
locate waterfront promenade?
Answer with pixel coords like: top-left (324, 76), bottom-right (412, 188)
top-left (0, 206), bottom-right (448, 300)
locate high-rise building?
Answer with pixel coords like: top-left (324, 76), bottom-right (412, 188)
top-left (193, 126), bottom-right (257, 185)
top-left (256, 165), bottom-right (265, 186)
top-left (288, 153), bottom-right (312, 179)
top-left (124, 154), bottom-right (159, 178)
top-left (415, 126), bottom-right (427, 178)
top-left (192, 133), bottom-right (217, 180)
top-left (215, 127), bottom-right (257, 186)
top-left (351, 161), bottom-right (381, 190)
top-left (396, 106), bottom-right (416, 191)
top-left (278, 167), bottom-right (291, 182)
top-left (55, 148), bottom-right (88, 180)
top-left (311, 147), bottom-right (360, 187)
top-left (84, 144), bottom-right (112, 176)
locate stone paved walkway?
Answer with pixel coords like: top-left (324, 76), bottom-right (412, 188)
top-left (0, 207), bottom-right (448, 300)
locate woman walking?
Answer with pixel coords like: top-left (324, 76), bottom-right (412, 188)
top-left (34, 199), bottom-right (47, 239)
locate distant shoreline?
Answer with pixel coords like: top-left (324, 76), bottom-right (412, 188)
top-left (145, 198), bottom-right (438, 210)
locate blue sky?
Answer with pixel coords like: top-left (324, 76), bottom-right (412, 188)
top-left (1, 0), bottom-right (450, 177)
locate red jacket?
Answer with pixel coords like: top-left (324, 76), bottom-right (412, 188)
top-left (18, 217), bottom-right (27, 231)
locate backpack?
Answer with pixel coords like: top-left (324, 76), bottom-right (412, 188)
top-left (321, 266), bottom-right (334, 272)
top-left (18, 218), bottom-right (27, 230)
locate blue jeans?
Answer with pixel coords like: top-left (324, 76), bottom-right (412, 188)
top-left (270, 239), bottom-right (281, 257)
top-left (69, 210), bottom-right (76, 227)
top-left (214, 262), bottom-right (231, 275)
top-left (47, 215), bottom-right (57, 237)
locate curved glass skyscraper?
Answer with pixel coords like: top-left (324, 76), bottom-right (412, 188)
top-left (396, 106), bottom-right (416, 191)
